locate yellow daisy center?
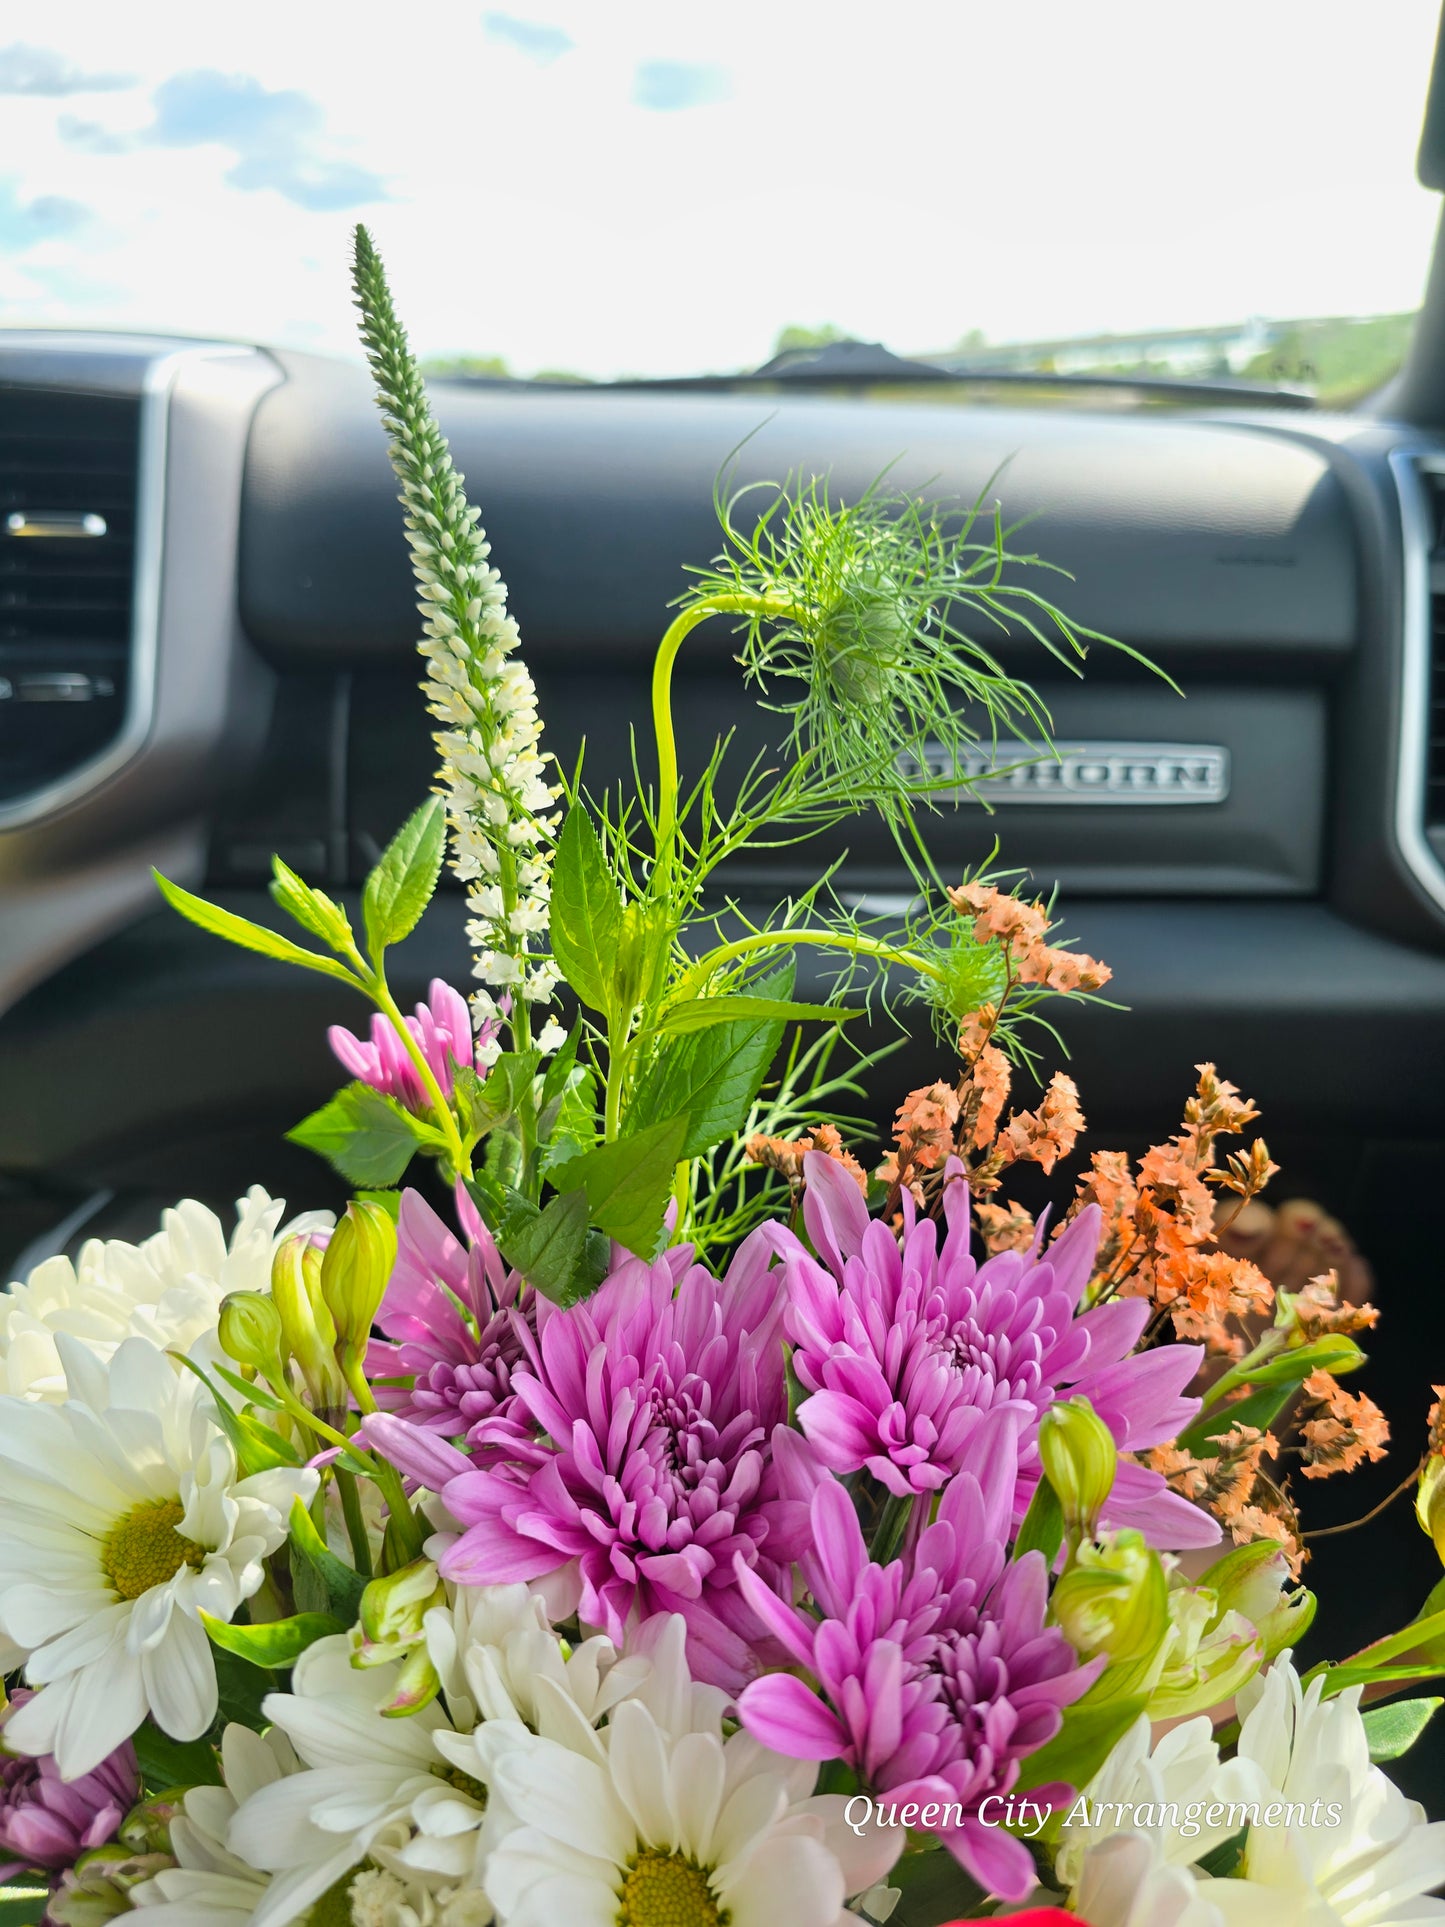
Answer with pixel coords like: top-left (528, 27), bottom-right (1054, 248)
top-left (616, 1848), bottom-right (728, 1927)
top-left (100, 1498), bottom-right (205, 1601)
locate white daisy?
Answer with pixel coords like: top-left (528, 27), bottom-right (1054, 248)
top-left (227, 1633), bottom-right (494, 1927)
top-left (0, 1335), bottom-right (316, 1779)
top-left (1055, 1712), bottom-right (1266, 1894)
top-left (1198, 1654), bottom-right (1445, 1926)
top-left (0, 1187), bottom-right (330, 1402)
top-left (475, 1615), bottom-right (899, 1927)
top-left (129, 1723), bottom-right (302, 1927)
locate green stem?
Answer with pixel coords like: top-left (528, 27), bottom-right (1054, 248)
top-left (675, 927), bottom-right (942, 1003)
top-left (335, 1469), bottom-right (374, 1577)
top-left (650, 592), bottom-right (796, 886)
top-left (1198, 1332), bottom-right (1287, 1412)
top-left (869, 1492), bottom-right (915, 1564)
top-left (364, 965), bottom-right (473, 1181)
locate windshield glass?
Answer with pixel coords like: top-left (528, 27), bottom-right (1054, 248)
top-left (3, 2), bottom-right (1441, 404)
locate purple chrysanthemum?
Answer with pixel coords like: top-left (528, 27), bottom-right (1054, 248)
top-left (781, 1151), bottom-right (1218, 1548)
top-left (0, 1692), bottom-right (137, 1883)
top-left (329, 976), bottom-right (499, 1112)
top-left (365, 1185), bottom-right (533, 1442)
top-left (736, 1413), bottom-right (1098, 1902)
top-left (365, 1228), bottom-right (806, 1690)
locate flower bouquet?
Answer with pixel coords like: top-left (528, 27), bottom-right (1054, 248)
top-left (2, 229), bottom-right (1445, 1927)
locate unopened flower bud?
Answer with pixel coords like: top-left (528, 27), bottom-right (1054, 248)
top-left (119, 1796), bottom-right (182, 1855)
top-left (1418, 1456), bottom-right (1445, 1566)
top-left (380, 1642), bottom-right (442, 1718)
top-left (1039, 1395), bottom-right (1117, 1537)
top-left (354, 1556), bottom-right (444, 1668)
top-left (217, 1291), bottom-right (286, 1383)
top-left (1146, 1570), bottom-right (1266, 1721)
top-left (270, 1234), bottom-right (345, 1408)
top-left (320, 1201), bottom-right (398, 1360)
top-left (47, 1848), bottom-right (175, 1927)
top-left (1197, 1539), bottom-right (1316, 1661)
top-left (1050, 1528), bottom-right (1170, 1700)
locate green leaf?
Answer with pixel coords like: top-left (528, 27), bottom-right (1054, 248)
top-left (200, 1609), bottom-right (343, 1666)
top-left (1182, 1337), bottom-right (1368, 1454)
top-left (288, 1083), bottom-right (445, 1187)
top-left (549, 808), bottom-right (623, 1012)
top-left (454, 1050), bottom-right (539, 1142)
top-left (502, 1187), bottom-right (607, 1304)
top-left (288, 1497), bottom-right (367, 1622)
top-left (270, 857), bottom-right (355, 953)
top-left (538, 1066), bottom-right (600, 1173)
top-left (655, 994), bottom-right (863, 1035)
top-left (1013, 1473), bottom-right (1065, 1566)
top-left (888, 1846), bottom-right (986, 1927)
top-left (133, 1720), bottom-right (223, 1793)
top-left (170, 1353), bottom-right (302, 1476)
top-left (1195, 1830), bottom-right (1246, 1878)
top-left (630, 965), bottom-right (793, 1161)
top-left (1015, 1693), bottom-right (1148, 1800)
top-left (539, 1015), bottom-right (585, 1110)
top-left (547, 1112), bottom-right (688, 1259)
top-left (213, 1646), bottom-right (273, 1730)
top-left (1362, 1696), bottom-right (1442, 1762)
top-left (154, 871), bottom-right (360, 985)
top-left (362, 796), bottom-right (447, 957)
top-left (0, 1889), bottom-right (49, 1926)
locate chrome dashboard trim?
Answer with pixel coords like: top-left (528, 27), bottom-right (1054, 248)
top-left (902, 739), bottom-right (1231, 804)
top-left (1388, 448), bottom-right (1445, 918)
top-left (0, 343), bottom-right (230, 831)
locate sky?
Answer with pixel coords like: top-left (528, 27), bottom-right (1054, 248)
top-left (1, 0), bottom-right (1442, 378)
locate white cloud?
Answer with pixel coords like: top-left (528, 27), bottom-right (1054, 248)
top-left (1, 0), bottom-right (1440, 376)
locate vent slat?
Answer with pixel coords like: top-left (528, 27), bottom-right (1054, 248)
top-left (0, 386), bottom-right (141, 806)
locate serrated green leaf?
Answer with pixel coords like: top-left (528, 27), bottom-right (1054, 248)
top-left (200, 1608), bottom-right (343, 1666)
top-left (288, 1083), bottom-right (444, 1187)
top-left (289, 1497), bottom-right (367, 1622)
top-left (362, 796), bottom-right (446, 958)
top-left (502, 1187), bottom-right (599, 1304)
top-left (270, 857), bottom-right (355, 953)
top-left (630, 965), bottom-right (794, 1161)
top-left (539, 1015), bottom-right (584, 1110)
top-left (539, 1067), bottom-right (600, 1173)
top-left (547, 1112), bottom-right (688, 1259)
top-left (1013, 1473), bottom-right (1065, 1566)
top-left (133, 1722), bottom-right (223, 1794)
top-left (550, 809), bottom-right (623, 1012)
top-left (656, 994), bottom-right (863, 1035)
top-left (154, 871), bottom-right (360, 985)
top-left (1015, 1693), bottom-right (1148, 1799)
top-left (1361, 1696), bottom-right (1442, 1761)
top-left (454, 1050), bottom-right (539, 1142)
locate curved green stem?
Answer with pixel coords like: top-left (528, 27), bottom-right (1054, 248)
top-left (365, 967), bottom-right (473, 1181)
top-left (674, 927), bottom-right (941, 1004)
top-left (651, 592), bottom-right (797, 886)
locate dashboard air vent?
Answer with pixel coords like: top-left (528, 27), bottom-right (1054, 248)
top-left (0, 387), bottom-right (141, 807)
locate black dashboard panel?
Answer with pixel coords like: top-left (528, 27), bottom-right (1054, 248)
top-left (239, 353), bottom-right (1359, 669)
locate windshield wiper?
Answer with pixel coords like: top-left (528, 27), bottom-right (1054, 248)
top-left (599, 337), bottom-right (1316, 408)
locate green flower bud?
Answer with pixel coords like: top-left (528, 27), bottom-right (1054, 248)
top-left (380, 1642), bottom-right (442, 1718)
top-left (271, 1233), bottom-right (345, 1408)
top-left (320, 1201), bottom-right (398, 1361)
top-left (815, 566), bottom-right (911, 706)
top-left (1039, 1395), bottom-right (1117, 1537)
top-left (119, 1796), bottom-right (183, 1855)
top-left (1418, 1456), bottom-right (1445, 1566)
top-left (1049, 1528), bottom-right (1171, 1701)
top-left (354, 1556), bottom-right (444, 1669)
top-left (47, 1849), bottom-right (175, 1927)
top-left (217, 1290), bottom-right (287, 1383)
top-left (1145, 1569), bottom-right (1268, 1721)
top-left (1197, 1539), bottom-right (1316, 1661)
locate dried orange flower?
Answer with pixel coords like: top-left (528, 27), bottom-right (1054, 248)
top-left (1146, 1423), bottom-right (1274, 1522)
top-left (972, 1045), bottom-right (1012, 1147)
top-left (1286, 1271), bottom-right (1380, 1343)
top-left (1159, 1251), bottom-right (1273, 1356)
top-left (1229, 1502), bottom-right (1307, 1578)
top-left (995, 1071), bottom-right (1084, 1176)
top-left (1427, 1384), bottom-right (1445, 1460)
top-left (746, 1124), bottom-right (868, 1195)
top-left (974, 1198), bottom-right (1037, 1255)
top-left (1298, 1369), bottom-right (1390, 1480)
top-left (958, 1003), bottom-right (998, 1062)
top-left (946, 881), bottom-right (1111, 996)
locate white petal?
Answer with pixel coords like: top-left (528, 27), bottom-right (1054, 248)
top-left (141, 1606), bottom-right (217, 1740)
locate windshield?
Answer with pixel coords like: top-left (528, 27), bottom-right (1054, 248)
top-left (3, 2), bottom-right (1441, 404)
